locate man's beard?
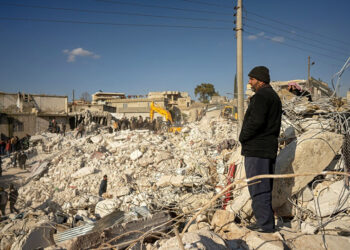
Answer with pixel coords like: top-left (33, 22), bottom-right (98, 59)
top-left (250, 84), bottom-right (257, 92)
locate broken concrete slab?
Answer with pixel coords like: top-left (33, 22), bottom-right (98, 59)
top-left (26, 161), bottom-right (49, 182)
top-left (130, 149), bottom-right (143, 160)
top-left (10, 222), bottom-right (55, 250)
top-left (211, 210), bottom-right (283, 250)
top-left (156, 175), bottom-right (184, 187)
top-left (226, 186), bottom-right (253, 220)
top-left (307, 179), bottom-right (350, 217)
top-left (95, 199), bottom-right (119, 218)
top-left (71, 166), bottom-right (96, 179)
top-left (187, 222), bottom-right (211, 232)
top-left (287, 234), bottom-right (350, 250)
top-left (159, 229), bottom-right (227, 250)
top-left (273, 130), bottom-right (343, 215)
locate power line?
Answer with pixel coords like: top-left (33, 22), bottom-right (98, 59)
top-left (246, 10), bottom-right (350, 47)
top-left (244, 30), bottom-right (346, 64)
top-left (244, 23), bottom-right (347, 57)
top-left (0, 3), bottom-right (233, 23)
top-left (0, 17), bottom-right (231, 30)
top-left (244, 17), bottom-right (349, 54)
top-left (96, 0), bottom-right (232, 16)
top-left (174, 0), bottom-right (233, 8)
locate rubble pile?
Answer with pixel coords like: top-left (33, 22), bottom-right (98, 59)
top-left (1, 116), bottom-right (240, 249)
top-left (1, 96), bottom-right (350, 249)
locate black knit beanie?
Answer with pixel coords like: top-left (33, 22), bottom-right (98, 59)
top-left (248, 66), bottom-right (270, 84)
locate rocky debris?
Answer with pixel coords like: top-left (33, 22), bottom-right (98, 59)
top-left (158, 229), bottom-right (228, 250)
top-left (307, 179), bottom-right (350, 217)
top-left (1, 96), bottom-right (350, 249)
top-left (273, 130), bottom-right (343, 215)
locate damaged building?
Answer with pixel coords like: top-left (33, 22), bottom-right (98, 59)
top-left (0, 91), bottom-right (68, 138)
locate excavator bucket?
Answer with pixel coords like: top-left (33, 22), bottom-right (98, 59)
top-left (169, 127), bottom-right (182, 133)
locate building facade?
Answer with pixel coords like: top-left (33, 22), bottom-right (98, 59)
top-left (0, 92), bottom-right (68, 138)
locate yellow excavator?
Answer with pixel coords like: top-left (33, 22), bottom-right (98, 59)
top-left (150, 101), bottom-right (182, 133)
top-left (221, 105), bottom-right (238, 120)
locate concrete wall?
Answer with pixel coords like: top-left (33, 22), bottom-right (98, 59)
top-left (108, 99), bottom-right (166, 113)
top-left (210, 96), bottom-right (227, 104)
top-left (0, 92), bottom-right (68, 113)
top-left (70, 104), bottom-right (116, 113)
top-left (0, 114), bottom-right (68, 138)
top-left (33, 95), bottom-right (67, 113)
top-left (0, 93), bottom-right (19, 112)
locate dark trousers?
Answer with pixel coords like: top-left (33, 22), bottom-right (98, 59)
top-left (245, 156), bottom-right (275, 230)
top-left (0, 204), bottom-right (5, 215)
top-left (10, 202), bottom-right (19, 214)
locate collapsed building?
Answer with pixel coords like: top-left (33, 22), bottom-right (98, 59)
top-left (1, 83), bottom-right (350, 249)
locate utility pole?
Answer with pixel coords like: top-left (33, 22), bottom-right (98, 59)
top-left (236, 0), bottom-right (244, 132)
top-left (307, 56), bottom-right (310, 89)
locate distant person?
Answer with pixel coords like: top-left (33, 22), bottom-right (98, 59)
top-left (18, 151), bottom-right (27, 170)
top-left (75, 123), bottom-right (85, 138)
top-left (5, 139), bottom-right (11, 156)
top-left (62, 123), bottom-right (66, 136)
top-left (51, 119), bottom-right (58, 133)
top-left (287, 82), bottom-right (312, 102)
top-left (12, 152), bottom-right (19, 168)
top-left (9, 184), bottom-right (19, 214)
top-left (10, 136), bottom-right (17, 153)
top-left (0, 156), bottom-right (2, 177)
top-left (0, 140), bottom-right (5, 155)
top-left (99, 175), bottom-right (108, 197)
top-left (0, 186), bottom-right (8, 216)
top-left (22, 134), bottom-right (30, 150)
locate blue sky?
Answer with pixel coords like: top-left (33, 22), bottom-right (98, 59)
top-left (0, 0), bottom-right (349, 101)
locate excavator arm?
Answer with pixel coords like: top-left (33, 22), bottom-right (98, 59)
top-left (150, 102), bottom-right (173, 123)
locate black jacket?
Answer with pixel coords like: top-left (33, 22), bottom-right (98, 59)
top-left (239, 85), bottom-right (282, 159)
top-left (99, 179), bottom-right (107, 196)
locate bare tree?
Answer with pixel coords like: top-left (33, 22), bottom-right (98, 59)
top-left (80, 92), bottom-right (91, 102)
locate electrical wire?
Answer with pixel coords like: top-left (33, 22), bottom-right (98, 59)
top-left (245, 10), bottom-right (350, 47)
top-left (244, 17), bottom-right (349, 55)
top-left (0, 2), bottom-right (233, 24)
top-left (244, 30), bottom-right (346, 63)
top-left (244, 23), bottom-right (347, 57)
top-left (174, 0), bottom-right (234, 8)
top-left (96, 0), bottom-right (232, 16)
top-left (0, 17), bottom-right (231, 30)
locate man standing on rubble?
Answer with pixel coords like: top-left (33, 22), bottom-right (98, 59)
top-left (99, 175), bottom-right (108, 197)
top-left (239, 66), bottom-right (282, 233)
top-left (9, 184), bottom-right (19, 214)
top-left (76, 123), bottom-right (85, 138)
top-left (0, 156), bottom-right (2, 177)
top-left (18, 151), bottom-right (27, 170)
top-left (0, 186), bottom-right (8, 216)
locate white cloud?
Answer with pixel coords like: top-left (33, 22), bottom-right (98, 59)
top-left (290, 30), bottom-right (297, 34)
top-left (63, 48), bottom-right (100, 62)
top-left (247, 35), bottom-right (257, 40)
top-left (257, 32), bottom-right (265, 36)
top-left (271, 36), bottom-right (285, 43)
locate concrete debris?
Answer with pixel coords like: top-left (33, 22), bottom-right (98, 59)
top-left (273, 130), bottom-right (343, 215)
top-left (159, 229), bottom-right (228, 250)
top-left (307, 179), bottom-right (350, 217)
top-left (1, 95), bottom-right (350, 249)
